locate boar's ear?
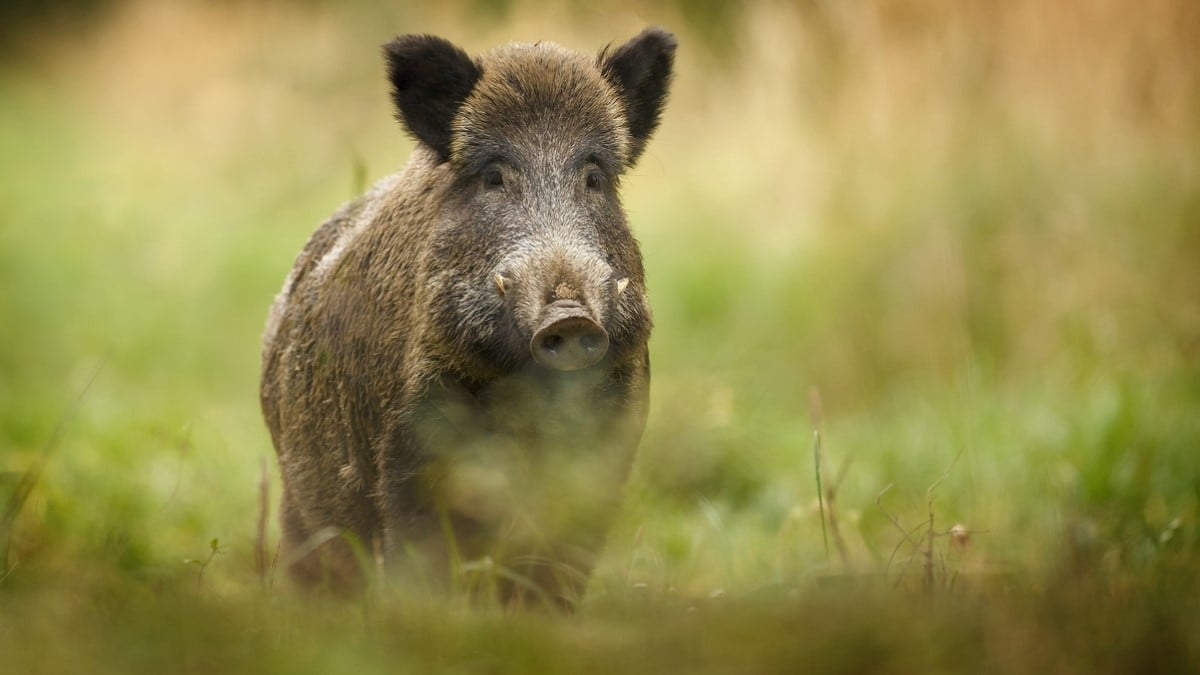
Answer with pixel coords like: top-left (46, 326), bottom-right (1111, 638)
top-left (598, 27), bottom-right (677, 165)
top-left (383, 35), bottom-right (480, 161)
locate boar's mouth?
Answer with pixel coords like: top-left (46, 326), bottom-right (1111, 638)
top-left (530, 300), bottom-right (609, 371)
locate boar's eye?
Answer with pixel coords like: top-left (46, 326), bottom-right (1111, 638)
top-left (481, 167), bottom-right (504, 190)
top-left (585, 167), bottom-right (605, 191)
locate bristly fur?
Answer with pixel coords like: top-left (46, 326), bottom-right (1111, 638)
top-left (263, 29), bottom-right (675, 605)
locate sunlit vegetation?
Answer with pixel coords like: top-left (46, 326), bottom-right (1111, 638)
top-left (2, 1), bottom-right (1197, 671)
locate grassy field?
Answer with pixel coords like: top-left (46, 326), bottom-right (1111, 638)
top-left (2, 0), bottom-right (1198, 672)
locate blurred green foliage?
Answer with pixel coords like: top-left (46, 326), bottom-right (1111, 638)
top-left (1, 0), bottom-right (1198, 671)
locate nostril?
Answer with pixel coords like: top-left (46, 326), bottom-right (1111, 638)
top-left (542, 334), bottom-right (564, 353)
top-left (531, 313), bottom-right (610, 371)
top-left (580, 333), bottom-right (603, 353)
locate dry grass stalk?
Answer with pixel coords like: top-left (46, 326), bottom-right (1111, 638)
top-left (256, 457), bottom-right (270, 590)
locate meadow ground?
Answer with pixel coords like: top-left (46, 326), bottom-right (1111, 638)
top-left (2, 1), bottom-right (1198, 672)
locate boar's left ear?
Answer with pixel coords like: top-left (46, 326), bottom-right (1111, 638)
top-left (598, 27), bottom-right (677, 165)
top-left (383, 35), bottom-right (481, 162)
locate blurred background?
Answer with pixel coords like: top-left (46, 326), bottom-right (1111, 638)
top-left (1, 0), bottom-right (1198, 662)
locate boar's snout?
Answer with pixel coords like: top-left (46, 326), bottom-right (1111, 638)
top-left (531, 300), bottom-right (609, 371)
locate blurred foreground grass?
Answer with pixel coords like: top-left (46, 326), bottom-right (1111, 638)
top-left (1, 0), bottom-right (1198, 672)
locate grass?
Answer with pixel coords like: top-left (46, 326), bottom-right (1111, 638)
top-left (2, 0), bottom-right (1199, 672)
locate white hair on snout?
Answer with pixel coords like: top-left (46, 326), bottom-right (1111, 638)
top-left (501, 227), bottom-right (615, 335)
top-left (423, 226), bottom-right (613, 367)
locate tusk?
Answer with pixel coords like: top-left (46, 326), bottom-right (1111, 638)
top-left (615, 278), bottom-right (630, 296)
top-left (493, 274), bottom-right (508, 297)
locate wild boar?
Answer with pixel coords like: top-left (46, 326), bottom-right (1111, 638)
top-left (260, 28), bottom-right (675, 606)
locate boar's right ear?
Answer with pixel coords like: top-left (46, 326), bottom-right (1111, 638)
top-left (383, 35), bottom-right (480, 162)
top-left (599, 27), bottom-right (677, 165)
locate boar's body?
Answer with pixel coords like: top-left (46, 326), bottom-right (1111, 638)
top-left (260, 30), bottom-right (674, 604)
